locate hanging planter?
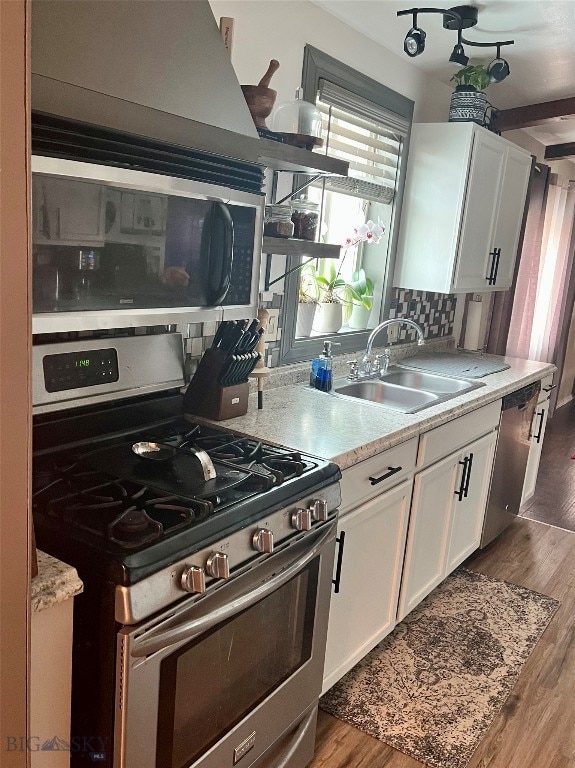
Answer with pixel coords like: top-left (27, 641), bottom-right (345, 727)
top-left (449, 65), bottom-right (491, 127)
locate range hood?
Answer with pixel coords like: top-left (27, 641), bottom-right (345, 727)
top-left (31, 0), bottom-right (262, 163)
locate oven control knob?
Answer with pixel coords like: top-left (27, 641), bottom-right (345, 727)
top-left (311, 499), bottom-right (329, 522)
top-left (181, 565), bottom-right (206, 594)
top-left (206, 551), bottom-right (230, 580)
top-left (291, 508), bottom-right (312, 531)
top-left (253, 528), bottom-right (274, 554)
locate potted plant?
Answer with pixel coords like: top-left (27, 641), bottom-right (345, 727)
top-left (311, 261), bottom-right (346, 334)
top-left (310, 261), bottom-right (368, 335)
top-left (449, 64), bottom-right (491, 125)
top-left (347, 269), bottom-right (374, 330)
top-left (295, 264), bottom-right (319, 338)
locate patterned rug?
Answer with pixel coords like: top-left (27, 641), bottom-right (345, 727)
top-left (320, 568), bottom-right (559, 768)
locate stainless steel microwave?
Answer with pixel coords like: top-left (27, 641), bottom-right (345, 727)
top-left (31, 156), bottom-right (264, 334)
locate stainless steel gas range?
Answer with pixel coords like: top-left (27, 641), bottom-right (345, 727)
top-left (32, 332), bottom-right (341, 768)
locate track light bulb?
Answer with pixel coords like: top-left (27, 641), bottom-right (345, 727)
top-left (404, 26), bottom-right (426, 57)
top-left (449, 42), bottom-right (468, 66)
top-left (487, 57), bottom-right (510, 82)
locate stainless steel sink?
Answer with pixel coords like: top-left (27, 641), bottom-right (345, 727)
top-left (334, 380), bottom-right (440, 412)
top-left (331, 366), bottom-right (485, 413)
top-left (379, 369), bottom-right (482, 395)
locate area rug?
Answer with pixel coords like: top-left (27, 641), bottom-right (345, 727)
top-left (320, 568), bottom-right (559, 768)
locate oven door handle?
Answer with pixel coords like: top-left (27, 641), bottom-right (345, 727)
top-left (130, 522), bottom-right (335, 658)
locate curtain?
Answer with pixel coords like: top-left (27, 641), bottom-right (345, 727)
top-left (505, 175), bottom-right (575, 364)
top-left (526, 182), bottom-right (575, 361)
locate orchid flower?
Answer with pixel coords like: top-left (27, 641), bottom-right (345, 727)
top-left (343, 218), bottom-right (385, 248)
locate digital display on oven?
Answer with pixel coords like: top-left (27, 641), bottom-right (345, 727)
top-left (43, 348), bottom-right (119, 392)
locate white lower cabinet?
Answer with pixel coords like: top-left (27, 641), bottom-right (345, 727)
top-left (397, 430), bottom-right (497, 622)
top-left (322, 402), bottom-right (500, 692)
top-left (445, 432), bottom-right (497, 571)
top-left (322, 479), bottom-right (412, 694)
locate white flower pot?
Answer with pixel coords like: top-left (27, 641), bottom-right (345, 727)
top-left (348, 301), bottom-right (372, 330)
top-left (312, 302), bottom-right (343, 334)
top-left (295, 302), bottom-right (317, 338)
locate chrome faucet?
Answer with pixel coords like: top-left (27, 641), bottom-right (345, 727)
top-left (347, 319), bottom-right (425, 380)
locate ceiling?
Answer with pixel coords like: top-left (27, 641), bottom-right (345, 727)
top-left (312, 0), bottom-right (575, 149)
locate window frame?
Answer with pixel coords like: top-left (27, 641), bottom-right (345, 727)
top-left (278, 45), bottom-right (414, 365)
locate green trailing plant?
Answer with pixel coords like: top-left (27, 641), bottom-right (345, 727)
top-left (298, 263), bottom-right (320, 304)
top-left (451, 64), bottom-right (491, 92)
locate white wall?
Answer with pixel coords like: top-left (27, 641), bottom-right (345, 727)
top-left (209, 0), bottom-right (453, 122)
top-left (504, 129), bottom-right (575, 183)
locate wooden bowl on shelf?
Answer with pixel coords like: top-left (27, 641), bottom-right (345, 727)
top-left (241, 85), bottom-right (277, 129)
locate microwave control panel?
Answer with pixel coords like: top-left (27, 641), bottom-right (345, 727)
top-left (43, 348), bottom-right (119, 392)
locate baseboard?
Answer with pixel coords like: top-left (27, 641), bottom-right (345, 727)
top-left (556, 394), bottom-right (573, 410)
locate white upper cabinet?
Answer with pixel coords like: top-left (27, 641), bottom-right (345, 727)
top-left (394, 123), bottom-right (532, 294)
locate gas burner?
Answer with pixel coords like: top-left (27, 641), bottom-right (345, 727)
top-left (34, 464), bottom-right (215, 550)
top-left (108, 507), bottom-right (163, 548)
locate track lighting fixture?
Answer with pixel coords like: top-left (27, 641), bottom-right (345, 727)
top-left (397, 5), bottom-right (514, 81)
top-left (404, 14), bottom-right (426, 57)
top-left (449, 29), bottom-right (468, 66)
top-left (486, 46), bottom-right (511, 82)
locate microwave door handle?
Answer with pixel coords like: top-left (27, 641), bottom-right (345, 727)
top-left (130, 522), bottom-right (334, 658)
top-left (206, 202), bottom-right (234, 305)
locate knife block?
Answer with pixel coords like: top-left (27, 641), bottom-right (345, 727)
top-left (183, 348), bottom-right (250, 421)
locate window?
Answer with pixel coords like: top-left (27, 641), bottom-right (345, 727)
top-left (278, 46), bottom-right (413, 365)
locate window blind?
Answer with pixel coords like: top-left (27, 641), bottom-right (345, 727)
top-left (315, 79), bottom-right (409, 203)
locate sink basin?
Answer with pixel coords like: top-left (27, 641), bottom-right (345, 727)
top-left (334, 380), bottom-right (439, 412)
top-left (379, 368), bottom-right (482, 395)
top-left (331, 366), bottom-right (485, 413)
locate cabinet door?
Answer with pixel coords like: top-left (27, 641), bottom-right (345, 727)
top-left (490, 147), bottom-right (532, 290)
top-left (322, 480), bottom-right (411, 694)
top-left (36, 177), bottom-right (105, 245)
top-left (396, 453), bottom-right (458, 622)
top-left (452, 131), bottom-right (506, 293)
top-left (446, 431), bottom-right (497, 573)
top-left (521, 399), bottom-right (550, 505)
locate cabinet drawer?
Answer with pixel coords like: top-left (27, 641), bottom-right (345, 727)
top-left (417, 400), bottom-right (501, 469)
top-left (339, 438), bottom-right (417, 516)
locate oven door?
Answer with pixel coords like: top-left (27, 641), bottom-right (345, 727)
top-left (114, 522), bottom-right (336, 768)
top-left (32, 157), bottom-right (263, 334)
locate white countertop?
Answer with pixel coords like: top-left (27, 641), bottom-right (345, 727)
top-left (211, 355), bottom-right (555, 470)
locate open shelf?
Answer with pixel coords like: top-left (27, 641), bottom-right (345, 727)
top-left (258, 138), bottom-right (349, 176)
top-left (262, 237), bottom-right (341, 259)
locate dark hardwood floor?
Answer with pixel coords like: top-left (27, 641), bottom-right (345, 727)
top-left (521, 401), bottom-right (575, 531)
top-left (311, 517), bottom-right (575, 768)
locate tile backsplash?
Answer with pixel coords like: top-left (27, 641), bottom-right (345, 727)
top-left (388, 288), bottom-right (456, 344)
top-left (184, 288), bottom-right (456, 377)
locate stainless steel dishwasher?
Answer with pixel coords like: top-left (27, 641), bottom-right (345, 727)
top-left (480, 381), bottom-right (541, 547)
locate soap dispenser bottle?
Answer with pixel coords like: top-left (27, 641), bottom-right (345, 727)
top-left (310, 340), bottom-right (333, 392)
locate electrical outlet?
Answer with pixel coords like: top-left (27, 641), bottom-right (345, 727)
top-left (472, 293), bottom-right (483, 302)
top-left (264, 309), bottom-right (280, 342)
top-left (387, 322), bottom-right (399, 343)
